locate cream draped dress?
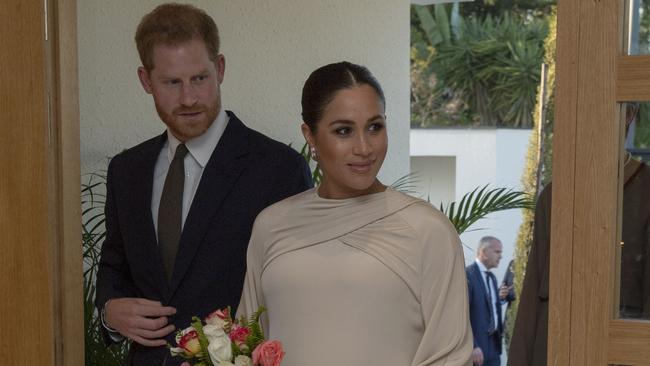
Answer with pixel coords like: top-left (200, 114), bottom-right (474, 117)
top-left (238, 188), bottom-right (472, 366)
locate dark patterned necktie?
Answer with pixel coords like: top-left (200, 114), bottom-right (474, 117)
top-left (486, 270), bottom-right (497, 334)
top-left (158, 144), bottom-right (188, 281)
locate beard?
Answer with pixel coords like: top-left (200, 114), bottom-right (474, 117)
top-left (155, 98), bottom-right (221, 142)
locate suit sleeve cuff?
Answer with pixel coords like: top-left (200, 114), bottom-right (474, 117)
top-left (101, 300), bottom-right (125, 342)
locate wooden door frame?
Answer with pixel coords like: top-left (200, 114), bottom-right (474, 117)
top-left (549, 0), bottom-right (620, 364)
top-left (550, 0), bottom-right (650, 365)
top-left (0, 0), bottom-right (81, 365)
top-left (51, 0), bottom-right (83, 364)
top-left (47, 0), bottom-right (650, 364)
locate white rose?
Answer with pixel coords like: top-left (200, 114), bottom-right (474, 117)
top-left (218, 362), bottom-right (235, 366)
top-left (206, 316), bottom-right (228, 329)
top-left (234, 355), bottom-right (253, 366)
top-left (203, 324), bottom-right (232, 363)
top-left (205, 311), bottom-right (229, 329)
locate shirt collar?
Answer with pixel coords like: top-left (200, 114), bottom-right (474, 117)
top-left (476, 258), bottom-right (489, 273)
top-left (165, 108), bottom-right (229, 167)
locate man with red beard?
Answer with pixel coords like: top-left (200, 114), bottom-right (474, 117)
top-left (95, 4), bottom-right (312, 365)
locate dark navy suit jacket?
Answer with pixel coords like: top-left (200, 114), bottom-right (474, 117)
top-left (95, 112), bottom-right (312, 365)
top-left (466, 261), bottom-right (503, 361)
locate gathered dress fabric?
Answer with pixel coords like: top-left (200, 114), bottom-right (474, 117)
top-left (238, 188), bottom-right (472, 366)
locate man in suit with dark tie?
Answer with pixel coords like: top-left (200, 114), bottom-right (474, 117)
top-left (466, 236), bottom-right (508, 366)
top-left (94, 4), bottom-right (312, 365)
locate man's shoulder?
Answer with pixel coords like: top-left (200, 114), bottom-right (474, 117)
top-left (229, 112), bottom-right (303, 161)
top-left (109, 133), bottom-right (164, 169)
top-left (247, 127), bottom-right (299, 156)
top-left (465, 262), bottom-right (479, 275)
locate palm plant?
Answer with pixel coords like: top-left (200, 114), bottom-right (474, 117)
top-left (82, 171), bottom-right (129, 365)
top-left (390, 172), bottom-right (420, 196)
top-left (413, 3), bottom-right (453, 49)
top-left (440, 185), bottom-right (534, 234)
top-left (412, 5), bottom-right (548, 127)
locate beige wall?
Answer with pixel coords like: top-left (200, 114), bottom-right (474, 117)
top-left (78, 0), bottom-right (410, 184)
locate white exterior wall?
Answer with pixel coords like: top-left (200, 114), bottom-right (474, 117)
top-left (410, 128), bottom-right (533, 284)
top-left (410, 155), bottom-right (456, 205)
top-left (78, 0), bottom-right (410, 185)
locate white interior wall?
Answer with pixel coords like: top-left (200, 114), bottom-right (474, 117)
top-left (78, 0), bottom-right (410, 185)
top-left (410, 155), bottom-right (456, 205)
top-left (410, 128), bottom-right (533, 284)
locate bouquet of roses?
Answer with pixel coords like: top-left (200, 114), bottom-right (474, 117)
top-left (169, 306), bottom-right (284, 366)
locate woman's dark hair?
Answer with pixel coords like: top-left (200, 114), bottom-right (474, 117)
top-left (301, 61), bottom-right (385, 133)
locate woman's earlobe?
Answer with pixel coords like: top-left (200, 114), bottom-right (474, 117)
top-left (310, 146), bottom-right (319, 161)
top-left (301, 123), bottom-right (314, 144)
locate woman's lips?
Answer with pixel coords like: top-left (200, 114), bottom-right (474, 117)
top-left (347, 161), bottom-right (373, 173)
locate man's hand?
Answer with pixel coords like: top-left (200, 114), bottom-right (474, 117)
top-left (472, 347), bottom-right (484, 366)
top-left (499, 284), bottom-right (513, 300)
top-left (105, 298), bottom-right (177, 347)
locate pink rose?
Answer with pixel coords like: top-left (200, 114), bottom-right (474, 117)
top-left (207, 308), bottom-right (230, 321)
top-left (229, 324), bottom-right (251, 346)
top-left (252, 340), bottom-right (285, 366)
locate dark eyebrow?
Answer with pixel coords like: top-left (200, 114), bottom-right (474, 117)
top-left (328, 119), bottom-right (355, 127)
top-left (327, 115), bottom-right (385, 127)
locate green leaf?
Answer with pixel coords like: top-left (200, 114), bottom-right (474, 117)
top-left (434, 4), bottom-right (451, 45)
top-left (82, 167), bottom-right (131, 365)
top-left (390, 172), bottom-right (420, 195)
top-left (192, 317), bottom-right (214, 366)
top-left (414, 5), bottom-right (442, 47)
top-left (440, 185), bottom-right (534, 234)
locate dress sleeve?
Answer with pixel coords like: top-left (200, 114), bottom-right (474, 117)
top-left (236, 212), bottom-right (270, 336)
top-left (411, 210), bottom-right (473, 366)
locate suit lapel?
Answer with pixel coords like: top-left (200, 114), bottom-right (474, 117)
top-left (472, 263), bottom-right (489, 305)
top-left (473, 263), bottom-right (493, 314)
top-left (129, 132), bottom-right (171, 296)
top-left (167, 114), bottom-right (251, 299)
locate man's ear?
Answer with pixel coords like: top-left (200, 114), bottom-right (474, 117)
top-left (137, 66), bottom-right (153, 94)
top-left (215, 54), bottom-right (225, 85)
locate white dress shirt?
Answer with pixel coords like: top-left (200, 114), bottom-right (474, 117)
top-left (476, 258), bottom-right (498, 331)
top-left (151, 108), bottom-right (228, 236)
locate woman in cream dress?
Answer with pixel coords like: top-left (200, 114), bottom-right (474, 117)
top-left (238, 62), bottom-right (472, 366)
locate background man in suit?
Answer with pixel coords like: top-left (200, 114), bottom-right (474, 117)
top-left (467, 236), bottom-right (509, 366)
top-left (94, 4), bottom-right (312, 365)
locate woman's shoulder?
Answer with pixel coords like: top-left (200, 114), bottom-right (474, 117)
top-left (254, 188), bottom-right (316, 226)
top-left (391, 192), bottom-right (452, 228)
top-left (390, 192), bottom-right (459, 245)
